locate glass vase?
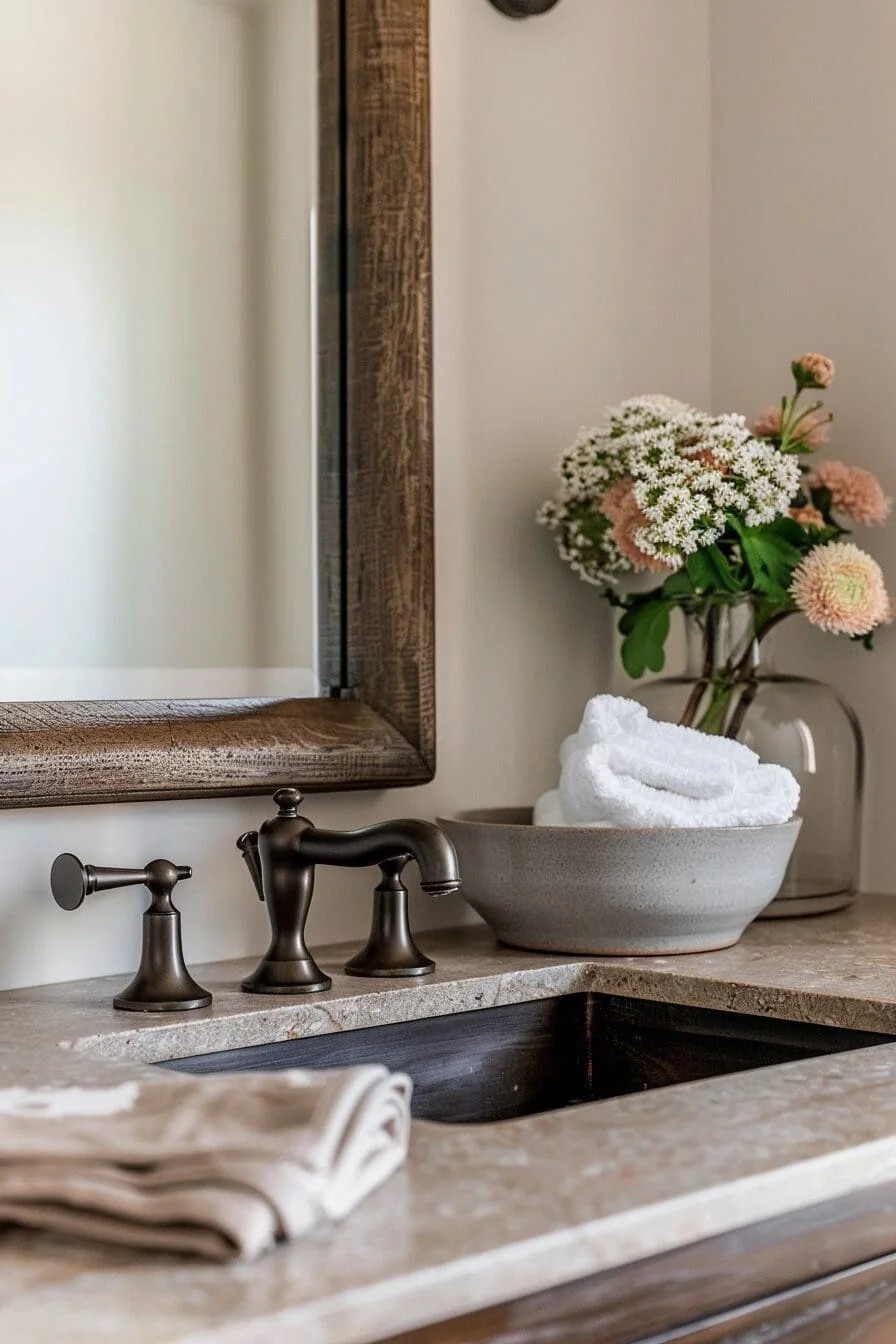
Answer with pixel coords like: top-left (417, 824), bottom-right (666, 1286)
top-left (633, 601), bottom-right (863, 915)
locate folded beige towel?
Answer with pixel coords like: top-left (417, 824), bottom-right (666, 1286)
top-left (0, 1065), bottom-right (411, 1260)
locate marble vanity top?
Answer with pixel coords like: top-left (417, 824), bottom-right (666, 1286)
top-left (4, 896), bottom-right (896, 1342)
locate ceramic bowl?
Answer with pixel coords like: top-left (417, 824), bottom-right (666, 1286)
top-left (438, 809), bottom-right (802, 956)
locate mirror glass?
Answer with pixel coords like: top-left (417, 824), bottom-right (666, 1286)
top-left (0, 0), bottom-right (322, 700)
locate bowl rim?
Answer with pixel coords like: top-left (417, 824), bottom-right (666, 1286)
top-left (437, 808), bottom-right (803, 835)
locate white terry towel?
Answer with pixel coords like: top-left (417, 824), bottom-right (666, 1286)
top-left (0, 1066), bottom-right (411, 1261)
top-left (539, 695), bottom-right (799, 829)
top-left (579, 696), bottom-right (758, 789)
top-left (533, 789), bottom-right (566, 826)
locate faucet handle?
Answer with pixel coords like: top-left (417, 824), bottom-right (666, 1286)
top-left (237, 831), bottom-right (265, 901)
top-left (51, 854), bottom-right (191, 911)
top-left (273, 787), bottom-right (303, 817)
top-left (50, 854), bottom-right (210, 1013)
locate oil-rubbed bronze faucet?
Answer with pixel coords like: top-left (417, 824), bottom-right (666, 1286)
top-left (237, 788), bottom-right (461, 994)
top-left (50, 854), bottom-right (211, 1012)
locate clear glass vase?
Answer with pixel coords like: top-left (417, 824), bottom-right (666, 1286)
top-left (633, 601), bottom-right (863, 915)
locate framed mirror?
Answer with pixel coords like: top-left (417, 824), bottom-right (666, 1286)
top-left (0, 0), bottom-right (433, 807)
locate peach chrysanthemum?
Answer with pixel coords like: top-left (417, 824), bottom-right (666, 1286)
top-left (790, 504), bottom-right (826, 529)
top-left (600, 479), bottom-right (667, 573)
top-left (792, 353), bottom-right (835, 389)
top-left (600, 477), bottom-right (634, 524)
top-left (751, 406), bottom-right (830, 450)
top-left (790, 542), bottom-right (891, 636)
top-left (808, 460), bottom-right (892, 526)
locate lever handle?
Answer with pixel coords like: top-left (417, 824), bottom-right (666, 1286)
top-left (237, 831), bottom-right (265, 901)
top-left (50, 853), bottom-right (208, 1013)
top-left (51, 854), bottom-right (191, 911)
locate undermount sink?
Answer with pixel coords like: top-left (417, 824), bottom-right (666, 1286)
top-left (159, 994), bottom-right (894, 1124)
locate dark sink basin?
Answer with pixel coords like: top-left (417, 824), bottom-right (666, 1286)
top-left (159, 994), bottom-right (894, 1124)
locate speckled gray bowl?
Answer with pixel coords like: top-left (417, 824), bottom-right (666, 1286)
top-left (438, 809), bottom-right (802, 956)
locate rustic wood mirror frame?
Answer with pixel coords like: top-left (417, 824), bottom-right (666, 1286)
top-left (0, 0), bottom-right (434, 809)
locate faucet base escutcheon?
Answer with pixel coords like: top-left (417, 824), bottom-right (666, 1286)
top-left (240, 959), bottom-right (332, 995)
top-left (344, 857), bottom-right (435, 978)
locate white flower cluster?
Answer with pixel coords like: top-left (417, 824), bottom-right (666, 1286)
top-left (538, 396), bottom-right (801, 585)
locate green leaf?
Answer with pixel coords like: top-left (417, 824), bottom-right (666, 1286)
top-left (766, 516), bottom-right (807, 548)
top-left (728, 518), bottom-right (802, 602)
top-left (617, 604), bottom-right (641, 635)
top-left (685, 550), bottom-right (717, 592)
top-left (619, 601), bottom-right (671, 679)
top-left (704, 544), bottom-right (743, 592)
top-left (685, 546), bottom-right (741, 595)
top-left (811, 485), bottom-right (834, 518)
top-left (660, 569), bottom-right (694, 599)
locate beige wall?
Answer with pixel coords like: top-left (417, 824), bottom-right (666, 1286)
top-left (711, 0), bottom-right (896, 891)
top-left (0, 0), bottom-right (711, 990)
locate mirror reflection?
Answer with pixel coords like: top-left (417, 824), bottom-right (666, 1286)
top-left (0, 0), bottom-right (320, 699)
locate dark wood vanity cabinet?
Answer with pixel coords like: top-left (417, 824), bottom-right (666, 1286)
top-left (380, 1181), bottom-right (896, 1343)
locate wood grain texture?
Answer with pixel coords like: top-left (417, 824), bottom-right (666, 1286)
top-left (379, 1182), bottom-right (896, 1344)
top-left (0, 699), bottom-right (428, 807)
top-left (0, 0), bottom-right (435, 808)
top-left (666, 1254), bottom-right (896, 1343)
top-left (344, 0), bottom-right (435, 763)
top-left (316, 0), bottom-right (345, 692)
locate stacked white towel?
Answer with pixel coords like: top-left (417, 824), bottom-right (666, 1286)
top-left (535, 695), bottom-right (799, 829)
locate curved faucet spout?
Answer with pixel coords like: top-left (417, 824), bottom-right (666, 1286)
top-left (238, 792), bottom-right (460, 992)
top-left (300, 820), bottom-right (460, 895)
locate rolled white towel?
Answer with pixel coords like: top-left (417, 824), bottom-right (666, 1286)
top-left (533, 789), bottom-right (566, 826)
top-left (578, 694), bottom-right (758, 771)
top-left (606, 741), bottom-right (736, 801)
top-left (544, 694), bottom-right (800, 829)
top-left (558, 734), bottom-right (580, 768)
top-left (559, 741), bottom-right (799, 829)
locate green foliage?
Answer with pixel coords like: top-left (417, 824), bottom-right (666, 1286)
top-left (659, 570), bottom-right (693, 599)
top-left (569, 506), bottom-right (612, 546)
top-left (618, 600), bottom-right (671, 679)
top-left (811, 484), bottom-right (833, 517)
top-left (685, 545), bottom-right (742, 596)
top-left (728, 516), bottom-right (803, 603)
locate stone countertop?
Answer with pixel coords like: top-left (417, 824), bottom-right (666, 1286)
top-left (3, 897), bottom-right (896, 1341)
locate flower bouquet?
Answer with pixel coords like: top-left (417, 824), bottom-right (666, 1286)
top-left (538, 354), bottom-right (891, 738)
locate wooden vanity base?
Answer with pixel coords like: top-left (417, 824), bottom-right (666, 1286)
top-left (380, 1180), bottom-right (896, 1343)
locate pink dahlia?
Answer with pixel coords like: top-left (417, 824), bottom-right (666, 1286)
top-left (790, 504), bottom-right (826, 529)
top-left (751, 405), bottom-right (830, 450)
top-left (600, 480), bottom-right (667, 573)
top-left (792, 352), bottom-right (835, 389)
top-left (808, 460), bottom-right (892, 526)
top-left (790, 542), bottom-right (891, 636)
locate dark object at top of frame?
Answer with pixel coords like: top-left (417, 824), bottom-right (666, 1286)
top-left (488, 0), bottom-right (560, 17)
